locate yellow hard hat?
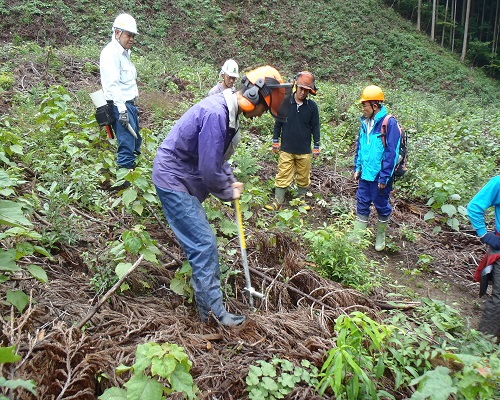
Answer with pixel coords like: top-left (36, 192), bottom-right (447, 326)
top-left (359, 85), bottom-right (384, 102)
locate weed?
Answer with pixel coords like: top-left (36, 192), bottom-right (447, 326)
top-left (246, 357), bottom-right (319, 400)
top-left (304, 223), bottom-right (380, 294)
top-left (0, 346), bottom-right (37, 397)
top-left (99, 342), bottom-right (199, 400)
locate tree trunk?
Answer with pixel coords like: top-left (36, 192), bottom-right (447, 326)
top-left (417, 0), bottom-right (422, 31)
top-left (452, 0), bottom-right (457, 51)
top-left (431, 0), bottom-right (437, 40)
top-left (479, 0), bottom-right (485, 41)
top-left (461, 0), bottom-right (472, 61)
top-left (442, 0), bottom-right (450, 46)
top-left (494, 0), bottom-right (500, 53)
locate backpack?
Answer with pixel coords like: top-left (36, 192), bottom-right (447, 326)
top-left (381, 114), bottom-right (407, 178)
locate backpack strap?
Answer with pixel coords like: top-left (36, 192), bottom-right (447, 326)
top-left (380, 114), bottom-right (392, 148)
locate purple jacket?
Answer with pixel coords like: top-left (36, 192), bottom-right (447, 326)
top-left (152, 93), bottom-right (237, 203)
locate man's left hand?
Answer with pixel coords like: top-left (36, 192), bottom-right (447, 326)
top-left (313, 146), bottom-right (320, 159)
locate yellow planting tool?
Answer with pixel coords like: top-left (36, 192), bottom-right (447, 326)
top-left (234, 199), bottom-right (264, 307)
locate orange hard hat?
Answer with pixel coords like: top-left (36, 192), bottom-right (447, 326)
top-left (239, 65), bottom-right (293, 122)
top-left (296, 71), bottom-right (317, 95)
top-left (359, 85), bottom-right (385, 102)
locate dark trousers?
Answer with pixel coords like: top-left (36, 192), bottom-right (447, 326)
top-left (479, 248), bottom-right (500, 337)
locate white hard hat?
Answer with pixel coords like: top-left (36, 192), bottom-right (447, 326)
top-left (220, 59), bottom-right (239, 78)
top-left (113, 13), bottom-right (138, 35)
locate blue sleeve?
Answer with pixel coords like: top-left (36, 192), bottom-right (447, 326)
top-left (354, 126), bottom-right (362, 172)
top-left (467, 176), bottom-right (500, 237)
top-left (379, 117), bottom-right (400, 184)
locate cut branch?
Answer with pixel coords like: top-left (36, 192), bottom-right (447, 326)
top-left (76, 255), bottom-right (144, 330)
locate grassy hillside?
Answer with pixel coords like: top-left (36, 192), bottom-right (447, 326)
top-left (1, 0), bottom-right (499, 101)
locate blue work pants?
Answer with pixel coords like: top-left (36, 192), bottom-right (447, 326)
top-left (356, 178), bottom-right (392, 218)
top-left (111, 102), bottom-right (141, 169)
top-left (155, 186), bottom-right (226, 321)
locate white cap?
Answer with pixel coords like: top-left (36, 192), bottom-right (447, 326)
top-left (220, 59), bottom-right (239, 78)
top-left (113, 13), bottom-right (138, 35)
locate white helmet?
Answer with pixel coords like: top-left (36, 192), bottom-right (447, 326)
top-left (113, 13), bottom-right (138, 35)
top-left (220, 59), bottom-right (239, 78)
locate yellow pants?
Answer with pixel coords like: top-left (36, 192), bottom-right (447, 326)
top-left (275, 152), bottom-right (311, 188)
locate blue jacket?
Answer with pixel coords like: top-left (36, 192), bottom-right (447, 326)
top-left (467, 175), bottom-right (500, 237)
top-left (152, 93), bottom-right (237, 203)
top-left (354, 105), bottom-right (400, 185)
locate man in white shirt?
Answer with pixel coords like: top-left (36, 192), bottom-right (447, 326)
top-left (100, 13), bottom-right (141, 172)
top-left (208, 59), bottom-right (239, 96)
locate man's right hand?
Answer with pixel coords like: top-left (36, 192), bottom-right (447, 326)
top-left (118, 111), bottom-right (129, 128)
top-left (353, 171), bottom-right (360, 181)
top-left (480, 232), bottom-right (500, 249)
top-left (272, 140), bottom-right (280, 154)
top-left (232, 181), bottom-right (244, 199)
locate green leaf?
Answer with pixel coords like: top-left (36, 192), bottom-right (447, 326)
top-left (246, 367), bottom-right (261, 386)
top-left (119, 282), bottom-right (130, 292)
top-left (132, 201), bottom-right (144, 215)
top-left (0, 249), bottom-right (20, 272)
top-left (0, 346), bottom-right (21, 363)
top-left (34, 245), bottom-right (52, 258)
top-left (9, 144), bottom-right (23, 155)
top-left (279, 373), bottom-right (298, 389)
top-left (115, 364), bottom-right (132, 375)
top-left (6, 289), bottom-right (29, 313)
top-left (143, 192), bottom-right (157, 203)
top-left (140, 247), bottom-right (159, 263)
top-left (150, 355), bottom-right (176, 378)
top-left (26, 265), bottom-right (48, 283)
top-left (98, 387), bottom-right (127, 400)
top-left (123, 235), bottom-right (142, 255)
top-left (115, 263), bottom-right (133, 279)
top-left (446, 217), bottom-right (459, 231)
top-left (123, 374), bottom-right (163, 400)
top-left (410, 366), bottom-right (456, 400)
top-left (261, 376), bottom-right (279, 391)
top-left (0, 199), bottom-right (32, 227)
top-left (169, 363), bottom-right (197, 398)
top-left (15, 241), bottom-right (35, 256)
top-left (441, 204), bottom-right (456, 217)
top-left (260, 361), bottom-right (277, 377)
top-left (220, 218), bottom-right (238, 236)
top-left (0, 377), bottom-right (37, 395)
top-left (423, 211), bottom-right (435, 221)
top-left (122, 188), bottom-right (138, 207)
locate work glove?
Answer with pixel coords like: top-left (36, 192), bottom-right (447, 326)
top-left (312, 145), bottom-right (320, 159)
top-left (272, 139), bottom-right (280, 154)
top-left (118, 111), bottom-right (129, 128)
top-left (480, 232), bottom-right (500, 249)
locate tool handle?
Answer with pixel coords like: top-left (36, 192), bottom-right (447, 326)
top-left (234, 199), bottom-right (246, 250)
top-left (105, 125), bottom-right (114, 139)
top-left (234, 199), bottom-right (255, 306)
